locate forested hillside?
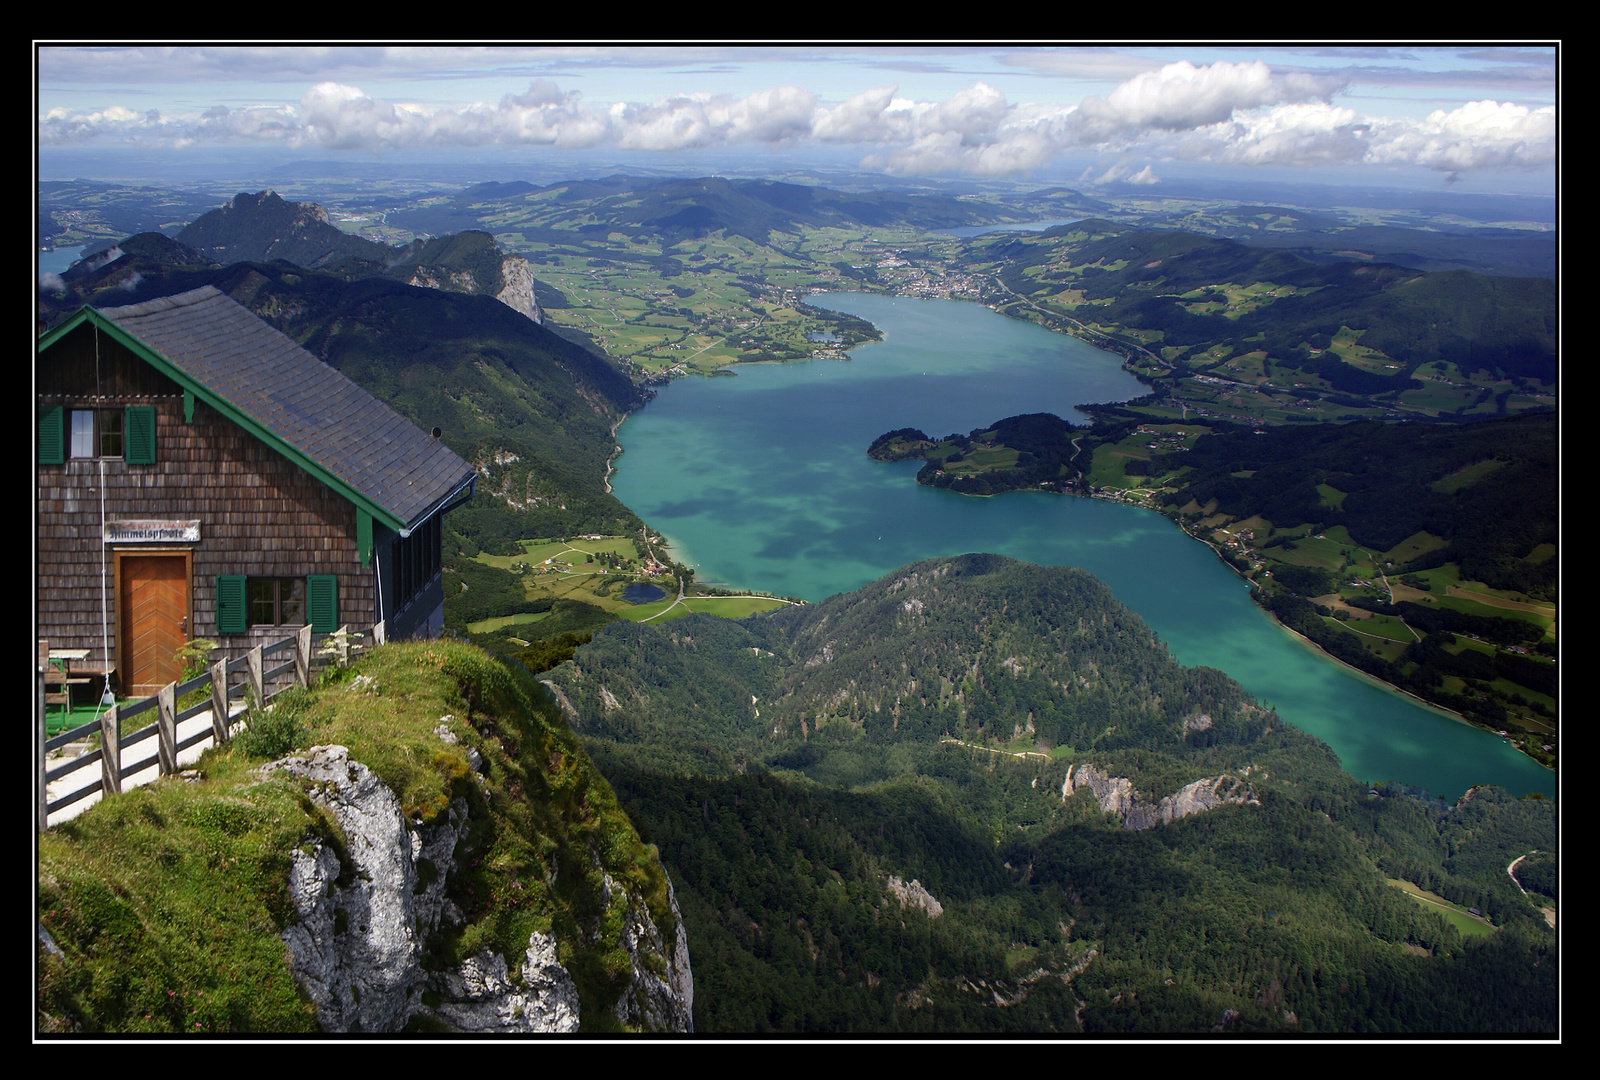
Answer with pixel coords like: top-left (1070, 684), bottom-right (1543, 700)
top-left (952, 220), bottom-right (1555, 430)
top-left (1161, 411), bottom-right (1557, 596)
top-left (976, 220), bottom-right (1554, 384)
top-left (547, 556), bottom-right (1557, 1033)
top-left (176, 190), bottom-right (388, 268)
top-left (176, 191), bottom-right (520, 305)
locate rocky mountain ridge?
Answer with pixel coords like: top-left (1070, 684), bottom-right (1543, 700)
top-left (176, 190), bottom-right (542, 325)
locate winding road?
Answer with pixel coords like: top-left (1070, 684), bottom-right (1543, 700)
top-left (1507, 852), bottom-right (1557, 928)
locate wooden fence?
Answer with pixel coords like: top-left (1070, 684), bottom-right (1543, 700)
top-left (38, 626), bottom-right (325, 831)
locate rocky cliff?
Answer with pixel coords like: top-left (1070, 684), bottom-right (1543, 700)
top-left (494, 254), bottom-right (544, 325)
top-left (403, 239), bottom-right (543, 326)
top-left (885, 875), bottom-right (943, 919)
top-left (268, 743), bottom-right (690, 1033)
top-left (1062, 762), bottom-right (1258, 830)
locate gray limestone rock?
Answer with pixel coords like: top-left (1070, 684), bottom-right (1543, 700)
top-left (1063, 762), bottom-right (1257, 831)
top-left (271, 745), bottom-right (427, 1032)
top-left (495, 255), bottom-right (544, 325)
top-left (608, 873), bottom-right (696, 1032)
top-left (429, 934), bottom-right (580, 1033)
top-left (266, 742), bottom-right (692, 1033)
top-left (885, 875), bottom-right (944, 919)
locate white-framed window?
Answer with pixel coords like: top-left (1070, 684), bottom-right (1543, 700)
top-left (69, 408), bottom-right (124, 459)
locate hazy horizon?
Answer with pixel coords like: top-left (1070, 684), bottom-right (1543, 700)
top-left (37, 44), bottom-right (1558, 201)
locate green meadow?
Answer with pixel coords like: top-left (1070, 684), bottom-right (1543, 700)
top-left (464, 535), bottom-right (790, 635)
top-left (1386, 879), bottom-right (1496, 939)
top-left (618, 594), bottom-right (790, 624)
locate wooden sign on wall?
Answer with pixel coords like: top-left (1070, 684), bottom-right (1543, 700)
top-left (103, 519), bottom-right (201, 544)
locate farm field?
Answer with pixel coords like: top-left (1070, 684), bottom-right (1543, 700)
top-left (477, 535), bottom-right (645, 572)
top-left (1319, 617), bottom-right (1410, 662)
top-left (464, 610), bottom-right (551, 635)
top-left (617, 594), bottom-right (791, 624)
top-left (470, 534), bottom-right (675, 615)
top-left (495, 221), bottom-right (979, 374)
top-left (464, 534), bottom-right (792, 635)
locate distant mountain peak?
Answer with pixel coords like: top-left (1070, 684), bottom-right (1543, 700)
top-left (176, 191), bottom-right (541, 325)
top-left (179, 190), bottom-right (374, 269)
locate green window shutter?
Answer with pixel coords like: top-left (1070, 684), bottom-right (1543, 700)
top-left (357, 509), bottom-right (373, 568)
top-left (124, 405), bottom-right (156, 464)
top-left (307, 575), bottom-right (338, 634)
top-left (38, 406), bottom-right (64, 464)
top-left (216, 575), bottom-right (248, 634)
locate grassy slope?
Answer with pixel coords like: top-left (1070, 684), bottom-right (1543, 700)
top-left (37, 641), bottom-right (677, 1034)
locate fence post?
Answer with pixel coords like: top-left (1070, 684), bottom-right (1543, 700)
top-left (157, 683), bottom-right (177, 775)
top-left (99, 704), bottom-right (121, 796)
top-left (296, 625), bottom-right (312, 688)
top-left (38, 667), bottom-right (48, 833)
top-left (247, 646), bottom-right (264, 704)
top-left (209, 658), bottom-right (231, 743)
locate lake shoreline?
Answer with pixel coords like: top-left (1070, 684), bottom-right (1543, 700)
top-left (912, 470), bottom-right (1543, 772)
top-left (609, 291), bottom-right (1552, 799)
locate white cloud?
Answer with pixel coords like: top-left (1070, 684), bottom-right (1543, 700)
top-left (610, 95), bottom-right (719, 151)
top-left (720, 85), bottom-right (819, 143)
top-left (299, 82), bottom-right (429, 150)
top-left (924, 82), bottom-right (1011, 145)
top-left (1364, 99), bottom-right (1556, 172)
top-left (1147, 98), bottom-right (1557, 174)
top-left (1072, 60), bottom-right (1340, 140)
top-left (1202, 102), bottom-right (1371, 168)
top-left (474, 82), bottom-right (611, 148)
top-left (36, 62), bottom-right (1555, 184)
top-left (1081, 161), bottom-right (1161, 186)
top-left (811, 85), bottom-right (900, 142)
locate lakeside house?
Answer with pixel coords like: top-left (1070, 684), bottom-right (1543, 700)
top-left (37, 285), bottom-right (475, 697)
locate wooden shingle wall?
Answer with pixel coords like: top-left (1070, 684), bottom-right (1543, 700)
top-left (37, 327), bottom-right (375, 685)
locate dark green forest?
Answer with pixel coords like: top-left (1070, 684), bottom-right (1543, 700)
top-left (1166, 411), bottom-right (1556, 730)
top-left (545, 556), bottom-right (1557, 1033)
top-left (1158, 411), bottom-right (1556, 597)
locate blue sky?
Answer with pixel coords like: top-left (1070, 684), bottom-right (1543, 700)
top-left (35, 44), bottom-right (1558, 194)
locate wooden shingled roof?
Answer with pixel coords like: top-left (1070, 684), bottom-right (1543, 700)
top-left (70, 285), bottom-right (474, 531)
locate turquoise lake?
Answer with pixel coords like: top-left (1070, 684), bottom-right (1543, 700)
top-left (612, 293), bottom-right (1554, 800)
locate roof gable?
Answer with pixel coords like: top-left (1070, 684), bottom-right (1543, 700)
top-left (40, 286), bottom-right (473, 531)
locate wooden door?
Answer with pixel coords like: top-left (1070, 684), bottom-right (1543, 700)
top-left (121, 553), bottom-right (189, 695)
